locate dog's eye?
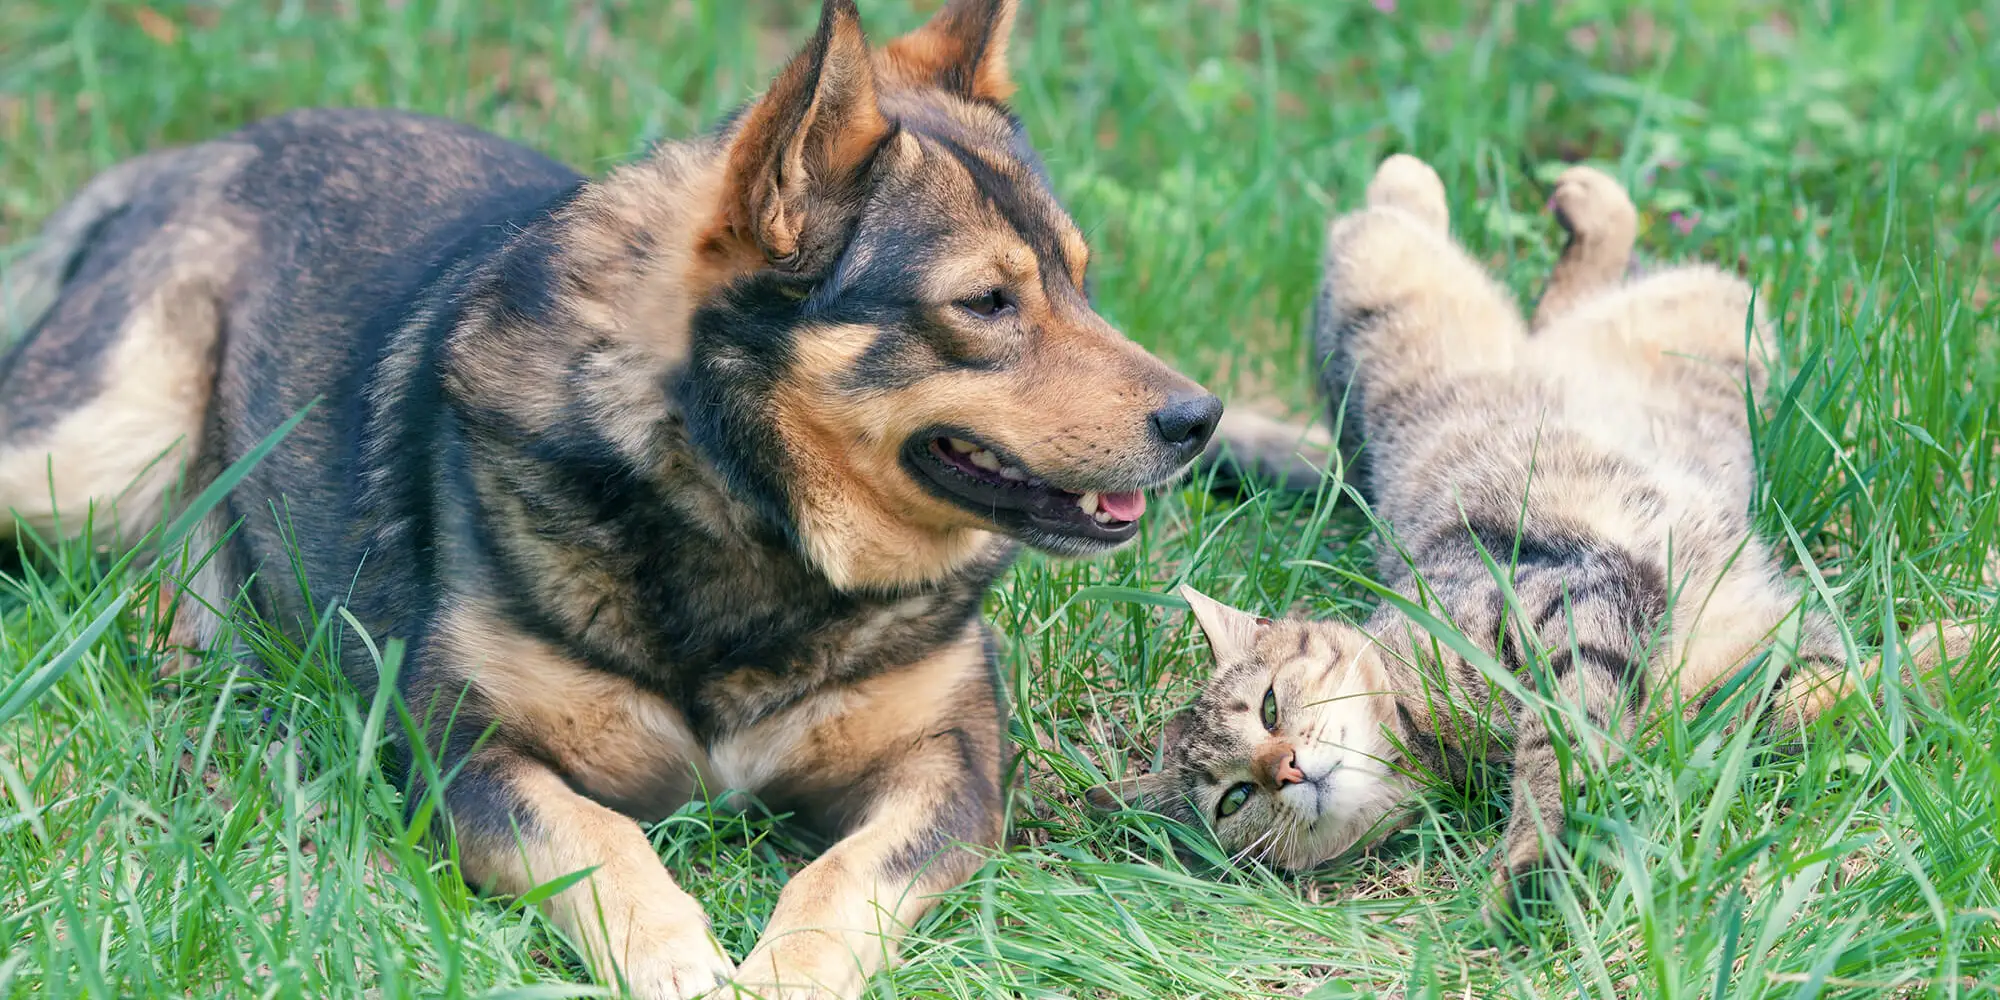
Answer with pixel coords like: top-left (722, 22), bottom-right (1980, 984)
top-left (1260, 687), bottom-right (1279, 732)
top-left (1216, 782), bottom-right (1252, 819)
top-left (958, 288), bottom-right (1013, 318)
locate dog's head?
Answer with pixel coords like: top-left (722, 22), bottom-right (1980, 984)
top-left (686, 0), bottom-right (1220, 590)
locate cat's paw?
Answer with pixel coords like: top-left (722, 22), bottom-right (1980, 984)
top-left (1548, 166), bottom-right (1637, 247)
top-left (1364, 154), bottom-right (1449, 234)
top-left (1476, 842), bottom-right (1557, 939)
top-left (1477, 867), bottom-right (1526, 937)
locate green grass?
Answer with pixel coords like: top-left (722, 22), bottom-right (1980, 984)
top-left (4, 0), bottom-right (2000, 996)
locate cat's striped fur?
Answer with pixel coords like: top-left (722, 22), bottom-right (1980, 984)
top-left (1092, 155), bottom-right (1978, 914)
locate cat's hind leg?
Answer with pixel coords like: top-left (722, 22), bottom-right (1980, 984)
top-left (1533, 262), bottom-right (1770, 506)
top-left (1363, 153), bottom-right (1451, 235)
top-left (1530, 166), bottom-right (1638, 332)
top-left (1314, 155), bottom-right (1527, 439)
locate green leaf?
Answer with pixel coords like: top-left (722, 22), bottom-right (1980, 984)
top-left (514, 865), bottom-right (599, 909)
top-left (1306, 981), bottom-right (1371, 1000)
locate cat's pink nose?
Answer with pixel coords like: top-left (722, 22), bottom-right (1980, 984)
top-left (1252, 740), bottom-right (1307, 791)
top-left (1272, 752), bottom-right (1306, 788)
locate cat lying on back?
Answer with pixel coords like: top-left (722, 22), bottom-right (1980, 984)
top-left (1090, 154), bottom-right (1976, 912)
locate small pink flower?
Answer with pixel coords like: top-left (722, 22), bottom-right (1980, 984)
top-left (1670, 211), bottom-right (1698, 236)
top-left (1991, 237), bottom-right (1999, 258)
top-left (1372, 0), bottom-right (1396, 12)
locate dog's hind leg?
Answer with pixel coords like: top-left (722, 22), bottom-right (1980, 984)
top-left (1530, 166), bottom-right (1638, 332)
top-left (1196, 408), bottom-right (1338, 495)
top-left (1, 150), bottom-right (240, 548)
top-left (2, 150), bottom-right (187, 345)
top-left (0, 276), bottom-right (222, 546)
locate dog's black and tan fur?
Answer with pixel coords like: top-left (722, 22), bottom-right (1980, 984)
top-left (0, 2), bottom-right (1220, 995)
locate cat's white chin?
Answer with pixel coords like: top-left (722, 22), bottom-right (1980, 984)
top-left (1281, 762), bottom-right (1387, 821)
top-left (1277, 777), bottom-right (1331, 820)
top-left (1271, 769), bottom-right (1413, 870)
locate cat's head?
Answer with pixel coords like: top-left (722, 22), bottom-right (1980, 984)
top-left (1087, 586), bottom-right (1421, 869)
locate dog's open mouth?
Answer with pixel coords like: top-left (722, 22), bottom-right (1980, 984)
top-left (903, 432), bottom-right (1149, 547)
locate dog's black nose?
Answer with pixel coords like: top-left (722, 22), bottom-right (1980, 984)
top-left (1150, 391), bottom-right (1223, 457)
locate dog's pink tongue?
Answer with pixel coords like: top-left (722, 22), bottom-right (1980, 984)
top-left (1100, 490), bottom-right (1147, 522)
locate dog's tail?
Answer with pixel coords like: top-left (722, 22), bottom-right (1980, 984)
top-left (1197, 407), bottom-right (1340, 495)
top-left (2, 149), bottom-right (186, 349)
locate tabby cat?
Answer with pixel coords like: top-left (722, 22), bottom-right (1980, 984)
top-left (1089, 154), bottom-right (1976, 912)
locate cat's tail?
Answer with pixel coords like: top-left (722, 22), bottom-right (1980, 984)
top-left (1769, 620), bottom-right (1985, 732)
top-left (1196, 407), bottom-right (1339, 494)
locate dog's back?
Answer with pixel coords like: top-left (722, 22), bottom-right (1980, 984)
top-left (0, 110), bottom-right (579, 627)
top-left (0, 5), bottom-right (1232, 992)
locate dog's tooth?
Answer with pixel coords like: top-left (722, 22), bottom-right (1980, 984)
top-left (1095, 510), bottom-right (1115, 524)
top-left (998, 464), bottom-right (1028, 482)
top-left (948, 438), bottom-right (978, 453)
top-left (1078, 491), bottom-right (1099, 516)
top-left (970, 449), bottom-right (1002, 471)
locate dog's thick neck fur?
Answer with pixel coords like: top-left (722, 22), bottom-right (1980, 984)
top-left (4, 2), bottom-right (1220, 991)
top-left (410, 57), bottom-right (1035, 733)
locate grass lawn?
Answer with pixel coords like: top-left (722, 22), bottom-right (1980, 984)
top-left (4, 0), bottom-right (1999, 996)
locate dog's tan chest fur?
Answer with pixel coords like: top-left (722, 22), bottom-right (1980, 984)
top-left (3, 2), bottom-right (1223, 996)
top-left (438, 600), bottom-right (969, 822)
top-left (439, 604), bottom-right (717, 818)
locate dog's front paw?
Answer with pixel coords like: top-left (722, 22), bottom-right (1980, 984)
top-left (730, 933), bottom-right (863, 1000)
top-left (608, 925), bottom-right (736, 1000)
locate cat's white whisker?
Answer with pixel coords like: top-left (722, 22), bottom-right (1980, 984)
top-left (1142, 155), bottom-right (1925, 896)
top-left (1233, 827), bottom-right (1280, 868)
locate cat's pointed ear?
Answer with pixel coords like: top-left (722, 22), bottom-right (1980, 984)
top-left (1084, 771), bottom-right (1173, 812)
top-left (1160, 709), bottom-right (1193, 751)
top-left (880, 0), bottom-right (1017, 103)
top-left (1177, 585), bottom-right (1269, 664)
top-left (716, 0), bottom-right (890, 271)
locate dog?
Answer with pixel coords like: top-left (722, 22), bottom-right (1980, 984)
top-left (0, 1), bottom-right (1221, 995)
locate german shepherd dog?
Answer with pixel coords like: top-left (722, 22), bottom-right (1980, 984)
top-left (0, 1), bottom-right (1220, 995)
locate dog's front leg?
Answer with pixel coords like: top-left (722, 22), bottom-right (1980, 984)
top-left (449, 750), bottom-right (736, 999)
top-left (733, 630), bottom-right (1006, 999)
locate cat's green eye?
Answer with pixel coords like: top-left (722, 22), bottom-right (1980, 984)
top-left (1260, 687), bottom-right (1279, 731)
top-left (1217, 782), bottom-right (1252, 819)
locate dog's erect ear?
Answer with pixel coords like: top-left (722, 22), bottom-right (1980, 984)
top-left (1177, 584), bottom-right (1269, 665)
top-left (1084, 771), bottom-right (1172, 813)
top-left (881, 0), bottom-right (1017, 103)
top-left (720, 0), bottom-right (890, 270)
